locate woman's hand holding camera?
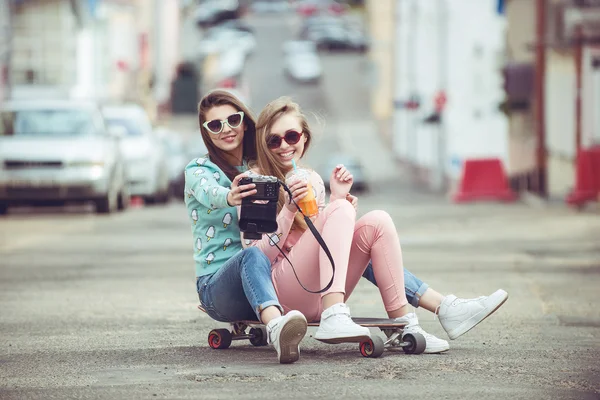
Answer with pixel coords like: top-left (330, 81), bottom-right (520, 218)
top-left (330, 164), bottom-right (353, 200)
top-left (284, 178), bottom-right (308, 212)
top-left (227, 173), bottom-right (257, 206)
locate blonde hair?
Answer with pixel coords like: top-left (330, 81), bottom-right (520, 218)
top-left (254, 97), bottom-right (313, 232)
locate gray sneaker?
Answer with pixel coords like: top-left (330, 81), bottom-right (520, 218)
top-left (438, 289), bottom-right (508, 340)
top-left (266, 310), bottom-right (307, 364)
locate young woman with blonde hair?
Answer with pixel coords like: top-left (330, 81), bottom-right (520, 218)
top-left (243, 96), bottom-right (508, 353)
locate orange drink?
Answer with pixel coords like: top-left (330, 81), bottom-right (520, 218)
top-left (285, 168), bottom-right (319, 217)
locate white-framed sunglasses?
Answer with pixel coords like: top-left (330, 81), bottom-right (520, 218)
top-left (202, 111), bottom-right (245, 134)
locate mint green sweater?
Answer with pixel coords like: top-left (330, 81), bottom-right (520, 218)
top-left (184, 156), bottom-right (246, 277)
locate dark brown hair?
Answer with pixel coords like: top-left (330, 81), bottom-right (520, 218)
top-left (254, 97), bottom-right (313, 232)
top-left (197, 90), bottom-right (257, 181)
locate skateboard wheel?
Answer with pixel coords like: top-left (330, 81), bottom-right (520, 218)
top-left (359, 336), bottom-right (385, 358)
top-left (208, 328), bottom-right (232, 349)
top-left (402, 332), bottom-right (426, 355)
top-left (249, 326), bottom-right (268, 347)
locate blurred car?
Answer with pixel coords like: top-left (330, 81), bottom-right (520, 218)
top-left (295, 0), bottom-right (347, 17)
top-left (214, 19), bottom-right (254, 34)
top-left (284, 51), bottom-right (322, 83)
top-left (186, 135), bottom-right (209, 162)
top-left (194, 0), bottom-right (240, 28)
top-left (308, 25), bottom-right (368, 52)
top-left (319, 153), bottom-right (368, 193)
top-left (251, 0), bottom-right (290, 14)
top-left (0, 99), bottom-right (130, 214)
top-left (301, 14), bottom-right (343, 32)
top-left (218, 47), bottom-right (248, 81)
top-left (155, 128), bottom-right (189, 200)
top-left (282, 39), bottom-right (317, 55)
top-left (102, 104), bottom-right (170, 204)
top-left (283, 40), bottom-right (321, 83)
top-left (300, 15), bottom-right (369, 52)
top-left (197, 28), bottom-right (256, 59)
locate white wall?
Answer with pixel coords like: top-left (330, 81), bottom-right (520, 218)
top-left (0, 0), bottom-right (10, 105)
top-left (367, 0), bottom-right (395, 121)
top-left (10, 0), bottom-right (77, 86)
top-left (393, 0), bottom-right (508, 184)
top-left (446, 0), bottom-right (508, 178)
top-left (153, 0), bottom-right (180, 105)
top-left (545, 52), bottom-right (576, 159)
top-left (583, 47), bottom-right (600, 146)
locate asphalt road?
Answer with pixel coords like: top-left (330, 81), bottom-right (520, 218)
top-left (1, 10), bottom-right (599, 400)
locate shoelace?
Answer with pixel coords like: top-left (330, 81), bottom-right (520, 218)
top-left (266, 318), bottom-right (281, 345)
top-left (451, 296), bottom-right (486, 306)
top-left (334, 313), bottom-right (356, 326)
top-left (406, 324), bottom-right (437, 341)
top-left (433, 296), bottom-right (487, 321)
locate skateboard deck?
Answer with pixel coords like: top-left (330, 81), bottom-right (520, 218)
top-left (197, 305), bottom-right (425, 357)
top-left (197, 305), bottom-right (407, 327)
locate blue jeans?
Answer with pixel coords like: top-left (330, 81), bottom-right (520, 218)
top-left (362, 262), bottom-right (429, 308)
top-left (197, 247), bottom-right (282, 322)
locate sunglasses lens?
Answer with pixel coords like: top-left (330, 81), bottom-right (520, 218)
top-left (266, 136), bottom-right (282, 149)
top-left (206, 120), bottom-right (222, 133)
top-left (227, 113), bottom-right (242, 127)
top-left (266, 131), bottom-right (302, 149)
top-left (285, 131), bottom-right (301, 145)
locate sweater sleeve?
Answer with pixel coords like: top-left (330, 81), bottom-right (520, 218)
top-left (184, 161), bottom-right (231, 210)
top-left (238, 204), bottom-right (298, 263)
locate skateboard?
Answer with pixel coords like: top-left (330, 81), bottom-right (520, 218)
top-left (198, 305), bottom-right (426, 358)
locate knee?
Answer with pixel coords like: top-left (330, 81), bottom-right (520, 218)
top-left (242, 247), bottom-right (271, 271)
top-left (325, 198), bottom-right (356, 219)
top-left (361, 210), bottom-right (396, 234)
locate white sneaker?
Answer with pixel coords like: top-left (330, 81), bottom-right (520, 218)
top-left (314, 303), bottom-right (371, 344)
top-left (438, 289), bottom-right (509, 340)
top-left (266, 310), bottom-right (307, 364)
top-left (395, 313), bottom-right (449, 354)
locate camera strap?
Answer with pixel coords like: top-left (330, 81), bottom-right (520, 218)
top-left (277, 182), bottom-right (335, 294)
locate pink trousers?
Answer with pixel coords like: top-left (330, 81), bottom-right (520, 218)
top-left (271, 199), bottom-right (408, 322)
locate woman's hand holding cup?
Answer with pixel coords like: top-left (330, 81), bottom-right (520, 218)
top-left (283, 178), bottom-right (308, 212)
top-left (285, 168), bottom-right (319, 217)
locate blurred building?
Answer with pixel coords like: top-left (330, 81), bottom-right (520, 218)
top-left (0, 1), bottom-right (11, 106)
top-left (367, 0), bottom-right (600, 204)
top-left (367, 0), bottom-right (508, 192)
top-left (505, 0), bottom-right (600, 201)
top-left (364, 0), bottom-right (394, 125)
top-left (6, 0), bottom-right (181, 122)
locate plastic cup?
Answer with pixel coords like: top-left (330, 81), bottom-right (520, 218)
top-left (285, 168), bottom-right (319, 217)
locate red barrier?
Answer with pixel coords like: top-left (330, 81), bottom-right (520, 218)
top-left (453, 158), bottom-right (516, 203)
top-left (130, 196), bottom-right (145, 208)
top-left (566, 146), bottom-right (600, 207)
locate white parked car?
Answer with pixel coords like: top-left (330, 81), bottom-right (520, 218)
top-left (102, 104), bottom-right (170, 204)
top-left (0, 99), bottom-right (130, 214)
top-left (155, 128), bottom-right (189, 200)
top-left (282, 40), bottom-right (317, 55)
top-left (197, 28), bottom-right (256, 59)
top-left (251, 0), bottom-right (290, 14)
top-left (282, 40), bottom-right (322, 83)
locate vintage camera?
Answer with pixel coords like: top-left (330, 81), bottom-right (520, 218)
top-left (238, 175), bottom-right (280, 240)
